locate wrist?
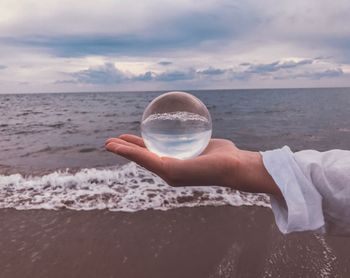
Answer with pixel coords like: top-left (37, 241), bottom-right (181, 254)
top-left (234, 150), bottom-right (282, 197)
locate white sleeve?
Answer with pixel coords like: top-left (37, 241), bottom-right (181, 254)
top-left (261, 146), bottom-right (350, 235)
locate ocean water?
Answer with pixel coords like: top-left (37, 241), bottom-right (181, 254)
top-left (141, 111), bottom-right (212, 159)
top-left (1, 88), bottom-right (350, 211)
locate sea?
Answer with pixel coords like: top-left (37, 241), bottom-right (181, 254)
top-left (1, 87), bottom-right (350, 212)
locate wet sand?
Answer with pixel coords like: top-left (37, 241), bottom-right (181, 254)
top-left (0, 206), bottom-right (349, 278)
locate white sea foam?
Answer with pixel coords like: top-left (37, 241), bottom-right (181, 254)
top-left (0, 162), bottom-right (270, 212)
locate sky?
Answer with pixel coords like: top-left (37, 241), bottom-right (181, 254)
top-left (0, 0), bottom-right (350, 93)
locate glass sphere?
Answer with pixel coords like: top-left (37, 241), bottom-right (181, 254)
top-left (141, 91), bottom-right (212, 159)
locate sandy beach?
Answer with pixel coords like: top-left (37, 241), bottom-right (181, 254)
top-left (0, 206), bottom-right (349, 278)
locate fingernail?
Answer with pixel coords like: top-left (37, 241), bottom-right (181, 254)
top-left (104, 139), bottom-right (111, 146)
top-left (106, 142), bottom-right (116, 151)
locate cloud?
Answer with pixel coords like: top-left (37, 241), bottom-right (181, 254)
top-left (0, 35), bottom-right (181, 57)
top-left (154, 69), bottom-right (196, 81)
top-left (2, 0), bottom-right (350, 92)
top-left (158, 61), bottom-right (173, 66)
top-left (246, 59), bottom-right (314, 74)
top-left (0, 4), bottom-right (260, 57)
top-left (275, 68), bottom-right (344, 80)
top-left (63, 59), bottom-right (344, 86)
top-left (133, 71), bottom-right (155, 81)
top-left (0, 1), bottom-right (262, 58)
top-left (197, 59), bottom-right (317, 80)
top-left (64, 63), bottom-right (197, 84)
top-left (310, 68), bottom-right (344, 79)
top-left (314, 56), bottom-right (332, 60)
top-left (0, 30), bottom-right (228, 57)
top-left (0, 65), bottom-right (7, 70)
top-left (228, 71), bottom-right (251, 81)
top-left (197, 67), bottom-right (226, 75)
top-left (71, 62), bottom-right (129, 84)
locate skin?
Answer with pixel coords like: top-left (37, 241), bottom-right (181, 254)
top-left (105, 134), bottom-right (282, 198)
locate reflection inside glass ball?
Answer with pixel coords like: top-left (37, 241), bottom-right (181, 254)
top-left (141, 91), bottom-right (212, 159)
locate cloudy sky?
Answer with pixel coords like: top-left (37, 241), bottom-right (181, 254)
top-left (0, 0), bottom-right (349, 93)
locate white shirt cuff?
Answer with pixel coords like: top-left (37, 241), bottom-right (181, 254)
top-left (260, 146), bottom-right (325, 234)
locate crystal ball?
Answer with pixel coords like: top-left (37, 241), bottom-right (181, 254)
top-left (141, 91), bottom-right (212, 159)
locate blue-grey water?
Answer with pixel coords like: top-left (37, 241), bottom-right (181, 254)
top-left (0, 88), bottom-right (350, 212)
top-left (1, 88), bottom-right (350, 174)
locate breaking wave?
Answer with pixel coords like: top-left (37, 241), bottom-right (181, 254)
top-left (0, 162), bottom-right (270, 212)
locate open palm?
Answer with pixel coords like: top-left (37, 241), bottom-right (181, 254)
top-left (105, 134), bottom-right (240, 187)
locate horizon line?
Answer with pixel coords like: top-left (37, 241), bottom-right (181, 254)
top-left (0, 86), bottom-right (350, 95)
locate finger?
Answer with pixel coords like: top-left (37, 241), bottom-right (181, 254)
top-left (105, 137), bottom-right (116, 146)
top-left (105, 137), bottom-right (126, 146)
top-left (105, 134), bottom-right (146, 148)
top-left (118, 134), bottom-right (146, 148)
top-left (105, 138), bottom-right (143, 149)
top-left (106, 142), bottom-right (165, 175)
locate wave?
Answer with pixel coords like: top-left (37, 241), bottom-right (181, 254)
top-left (20, 145), bottom-right (84, 157)
top-left (0, 162), bottom-right (270, 212)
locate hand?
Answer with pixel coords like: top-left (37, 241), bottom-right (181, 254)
top-left (106, 134), bottom-right (240, 187)
top-left (105, 134), bottom-right (281, 197)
